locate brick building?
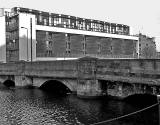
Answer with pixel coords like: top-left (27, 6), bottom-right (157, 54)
top-left (138, 33), bottom-right (156, 58)
top-left (0, 7), bottom-right (138, 62)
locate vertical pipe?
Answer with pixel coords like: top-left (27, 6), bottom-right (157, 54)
top-left (137, 36), bottom-right (140, 59)
top-left (30, 18), bottom-right (32, 62)
top-left (21, 27), bottom-right (29, 61)
top-left (30, 18), bottom-right (33, 86)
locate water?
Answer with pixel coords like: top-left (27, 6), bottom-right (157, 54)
top-left (0, 88), bottom-right (158, 125)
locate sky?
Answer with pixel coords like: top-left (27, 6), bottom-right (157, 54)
top-left (1, 0), bottom-right (160, 51)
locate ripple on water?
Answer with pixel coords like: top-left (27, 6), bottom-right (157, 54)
top-left (0, 89), bottom-right (158, 125)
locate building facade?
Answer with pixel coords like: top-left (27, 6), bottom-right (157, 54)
top-left (0, 7), bottom-right (138, 62)
top-left (0, 8), bottom-right (10, 62)
top-left (138, 33), bottom-right (156, 58)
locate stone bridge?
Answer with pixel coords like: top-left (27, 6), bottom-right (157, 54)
top-left (0, 57), bottom-right (160, 99)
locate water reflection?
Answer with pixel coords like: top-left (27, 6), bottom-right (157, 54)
top-left (0, 89), bottom-right (158, 125)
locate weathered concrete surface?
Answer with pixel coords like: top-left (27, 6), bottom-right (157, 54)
top-left (97, 59), bottom-right (160, 85)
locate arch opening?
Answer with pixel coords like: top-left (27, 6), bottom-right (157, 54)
top-left (3, 80), bottom-right (15, 88)
top-left (39, 80), bottom-right (72, 95)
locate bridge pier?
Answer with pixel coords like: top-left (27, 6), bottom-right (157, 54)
top-left (107, 82), bottom-right (125, 99)
top-left (76, 57), bottom-right (103, 98)
top-left (77, 79), bottom-right (102, 98)
top-left (15, 75), bottom-right (33, 88)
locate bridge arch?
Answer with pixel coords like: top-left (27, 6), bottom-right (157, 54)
top-left (3, 80), bottom-right (15, 87)
top-left (123, 84), bottom-right (157, 98)
top-left (39, 79), bottom-right (72, 94)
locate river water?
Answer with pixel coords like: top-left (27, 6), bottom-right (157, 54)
top-left (0, 88), bottom-right (158, 125)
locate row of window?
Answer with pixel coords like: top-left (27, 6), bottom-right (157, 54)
top-left (42, 40), bottom-right (115, 56)
top-left (8, 7), bottom-right (130, 35)
top-left (36, 15), bottom-right (129, 35)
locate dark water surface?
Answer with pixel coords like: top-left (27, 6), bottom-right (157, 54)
top-left (0, 88), bottom-right (158, 125)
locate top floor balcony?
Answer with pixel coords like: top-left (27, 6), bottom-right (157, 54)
top-left (11, 7), bottom-right (130, 36)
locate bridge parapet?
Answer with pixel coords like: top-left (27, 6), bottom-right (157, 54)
top-left (1, 58), bottom-right (160, 98)
top-left (0, 60), bottom-right (77, 77)
top-left (97, 59), bottom-right (160, 82)
top-left (0, 62), bottom-right (20, 75)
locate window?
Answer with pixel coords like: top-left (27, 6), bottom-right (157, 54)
top-left (61, 18), bottom-right (69, 28)
top-left (111, 27), bottom-right (116, 34)
top-left (45, 40), bottom-right (53, 56)
top-left (46, 41), bottom-right (52, 50)
top-left (46, 41), bottom-right (49, 48)
top-left (44, 18), bottom-right (47, 25)
top-left (82, 36), bottom-right (86, 54)
top-left (68, 34), bottom-right (70, 41)
top-left (95, 23), bottom-right (99, 31)
top-left (98, 43), bottom-right (101, 53)
top-left (68, 42), bottom-right (71, 50)
top-left (92, 23), bottom-right (95, 31)
top-left (54, 17), bottom-right (60, 26)
top-left (66, 34), bottom-right (71, 53)
top-left (107, 25), bottom-right (110, 33)
top-left (77, 20), bottom-right (84, 30)
top-left (82, 42), bottom-right (87, 55)
top-left (39, 15), bottom-right (42, 22)
top-left (51, 17), bottom-right (54, 26)
top-left (86, 24), bottom-right (90, 30)
top-left (100, 24), bottom-right (104, 32)
top-left (46, 32), bottom-right (52, 39)
top-left (46, 50), bottom-right (52, 56)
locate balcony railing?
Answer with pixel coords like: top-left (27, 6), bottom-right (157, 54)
top-left (36, 19), bottom-right (130, 36)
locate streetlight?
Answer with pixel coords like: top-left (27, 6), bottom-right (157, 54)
top-left (21, 27), bottom-right (29, 61)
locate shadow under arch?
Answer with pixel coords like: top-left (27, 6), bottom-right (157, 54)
top-left (39, 80), bottom-right (72, 95)
top-left (3, 80), bottom-right (15, 88)
top-left (124, 93), bottom-right (157, 106)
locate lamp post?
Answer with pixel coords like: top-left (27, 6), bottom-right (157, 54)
top-left (21, 27), bottom-right (29, 61)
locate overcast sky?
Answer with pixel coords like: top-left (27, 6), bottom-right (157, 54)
top-left (1, 0), bottom-right (160, 51)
